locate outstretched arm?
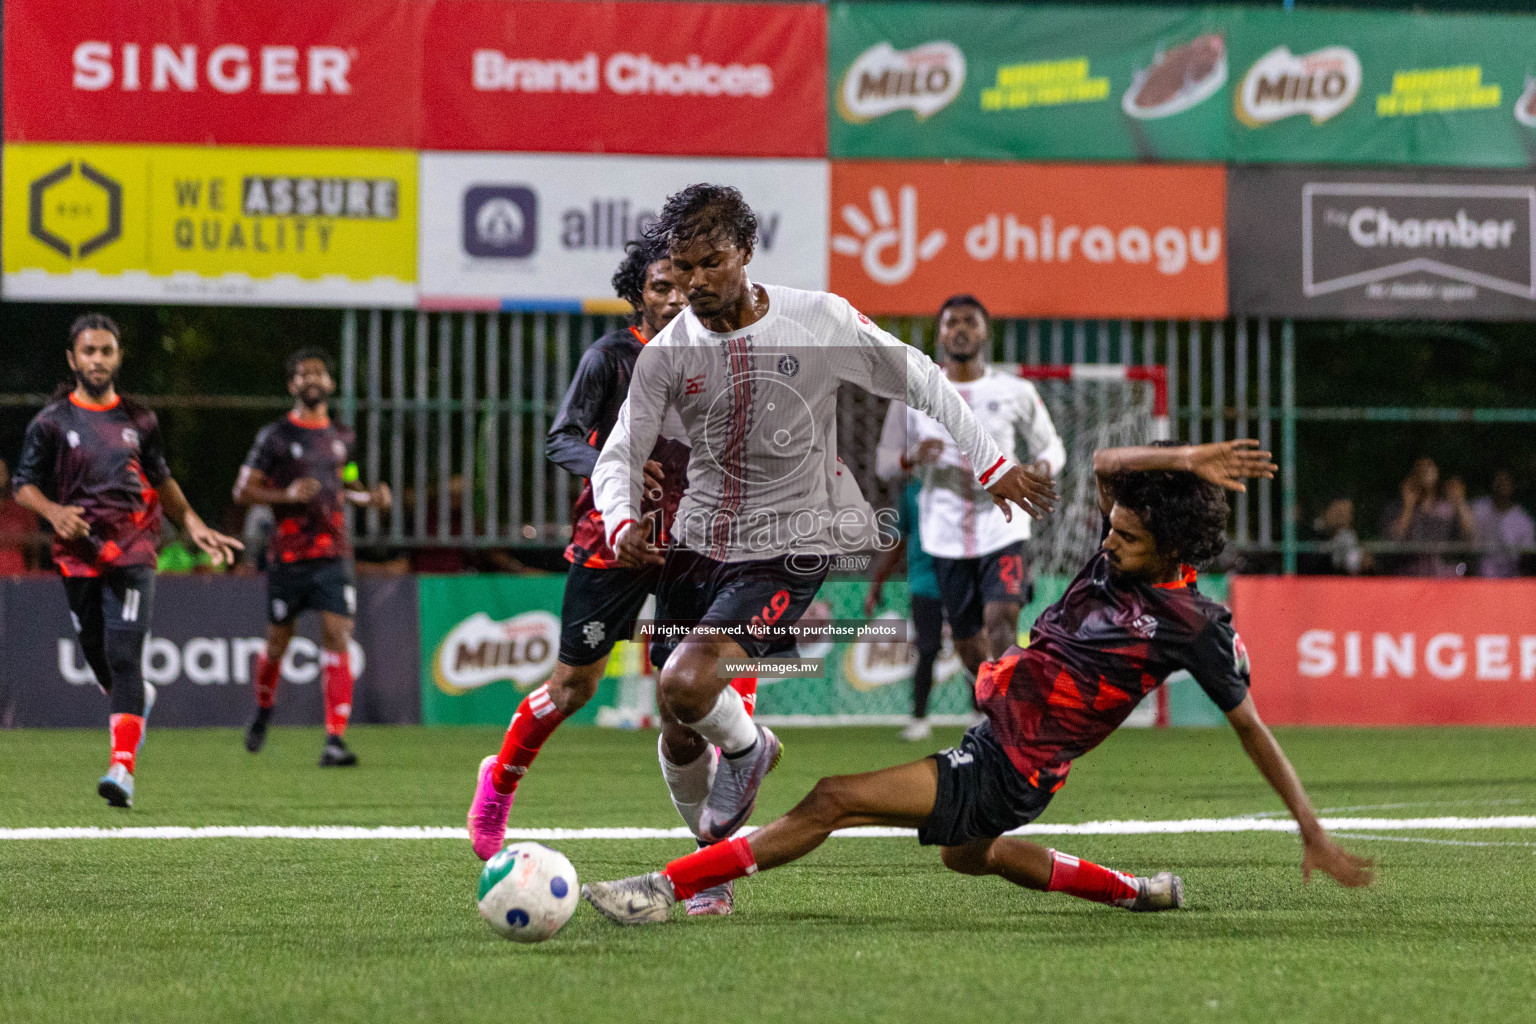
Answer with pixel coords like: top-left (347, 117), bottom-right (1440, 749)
top-left (1094, 440), bottom-right (1276, 514)
top-left (1225, 695), bottom-right (1374, 888)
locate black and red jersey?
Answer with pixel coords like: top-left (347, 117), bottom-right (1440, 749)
top-left (12, 394), bottom-right (170, 576)
top-left (243, 413), bottom-right (355, 565)
top-left (978, 547), bottom-right (1250, 792)
top-left (547, 325), bottom-right (688, 569)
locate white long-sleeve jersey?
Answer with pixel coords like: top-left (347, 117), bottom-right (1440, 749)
top-left (592, 284), bottom-right (1013, 563)
top-left (876, 366), bottom-right (1065, 560)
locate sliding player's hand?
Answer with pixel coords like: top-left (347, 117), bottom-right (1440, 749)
top-left (613, 512), bottom-right (665, 569)
top-left (187, 520), bottom-right (245, 568)
top-left (642, 460), bottom-right (665, 503)
top-left (986, 465), bottom-right (1057, 522)
top-left (1302, 833), bottom-right (1375, 888)
top-left (1186, 440), bottom-right (1276, 493)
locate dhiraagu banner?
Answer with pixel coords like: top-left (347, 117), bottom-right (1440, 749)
top-left (2, 143), bottom-right (417, 306)
top-left (829, 2), bottom-right (1231, 161)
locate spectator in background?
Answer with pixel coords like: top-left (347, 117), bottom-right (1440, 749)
top-left (0, 456), bottom-right (44, 574)
top-left (1471, 469), bottom-right (1534, 578)
top-left (1381, 457), bottom-right (1475, 577)
top-left (1301, 497), bottom-right (1367, 575)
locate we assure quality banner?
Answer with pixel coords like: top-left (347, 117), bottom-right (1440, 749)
top-left (3, 144), bottom-right (418, 306)
top-left (831, 3), bottom-right (1536, 168)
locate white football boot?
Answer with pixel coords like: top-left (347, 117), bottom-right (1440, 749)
top-left (1128, 871), bottom-right (1186, 912)
top-left (582, 872), bottom-right (677, 926)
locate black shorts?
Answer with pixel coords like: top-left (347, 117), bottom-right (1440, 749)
top-left (267, 558), bottom-right (355, 625)
top-left (930, 542), bottom-right (1030, 641)
top-left (651, 548), bottom-right (830, 662)
top-left (64, 564), bottom-right (156, 638)
top-left (918, 719), bottom-right (1054, 847)
top-left (558, 562), bottom-right (662, 668)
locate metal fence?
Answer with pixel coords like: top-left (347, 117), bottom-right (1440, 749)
top-left (337, 310), bottom-right (1298, 556)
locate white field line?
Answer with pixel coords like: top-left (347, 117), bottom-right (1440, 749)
top-left (4, 815), bottom-right (1536, 841)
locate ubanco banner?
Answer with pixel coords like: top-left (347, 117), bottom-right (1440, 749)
top-left (2, 143), bottom-right (417, 306)
top-left (830, 3), bottom-right (1536, 168)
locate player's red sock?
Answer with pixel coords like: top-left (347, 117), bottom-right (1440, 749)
top-left (492, 684), bottom-right (567, 793)
top-left (662, 835), bottom-right (757, 899)
top-left (254, 653), bottom-right (281, 710)
top-left (730, 676), bottom-right (757, 716)
top-left (109, 713), bottom-right (144, 773)
top-left (322, 650), bottom-right (353, 738)
top-left (1046, 849), bottom-right (1139, 907)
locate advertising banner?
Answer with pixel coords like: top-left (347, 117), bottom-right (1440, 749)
top-left (829, 161), bottom-right (1226, 319)
top-left (829, 2), bottom-right (1230, 162)
top-left (0, 575), bottom-right (419, 729)
top-left (2, 143), bottom-right (417, 307)
top-left (1227, 8), bottom-right (1536, 169)
top-left (2, 0), bottom-right (425, 148)
top-left (422, 0), bottom-right (826, 157)
top-left (418, 153), bottom-right (828, 310)
top-left (1229, 576), bottom-right (1536, 726)
top-left (1228, 166), bottom-right (1536, 320)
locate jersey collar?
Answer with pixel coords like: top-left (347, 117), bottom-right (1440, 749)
top-left (288, 411), bottom-right (331, 429)
top-left (69, 392), bottom-right (120, 412)
top-left (629, 325), bottom-right (648, 346)
top-left (1154, 564), bottom-right (1199, 590)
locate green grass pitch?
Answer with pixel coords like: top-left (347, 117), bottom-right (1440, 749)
top-left (3, 724), bottom-right (1535, 1023)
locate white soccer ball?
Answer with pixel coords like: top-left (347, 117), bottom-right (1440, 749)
top-left (476, 842), bottom-right (579, 943)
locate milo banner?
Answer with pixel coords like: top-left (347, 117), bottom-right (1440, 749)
top-left (831, 3), bottom-right (1536, 168)
top-left (1228, 166), bottom-right (1536, 321)
top-left (830, 2), bottom-right (1230, 162)
top-left (0, 575), bottom-right (419, 728)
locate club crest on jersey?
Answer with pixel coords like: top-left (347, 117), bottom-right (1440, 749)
top-left (777, 354), bottom-right (800, 377)
top-left (290, 442), bottom-right (304, 458)
top-left (332, 440), bottom-right (347, 459)
top-left (66, 430), bottom-right (81, 448)
top-left (121, 427), bottom-right (139, 446)
top-left (1233, 632), bottom-right (1250, 675)
top-left (1130, 613), bottom-right (1158, 639)
top-left (685, 373), bottom-right (707, 395)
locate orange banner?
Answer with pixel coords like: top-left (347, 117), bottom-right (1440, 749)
top-left (1229, 576), bottom-right (1536, 726)
top-left (829, 161), bottom-right (1227, 319)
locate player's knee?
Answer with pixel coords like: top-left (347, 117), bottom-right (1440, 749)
top-left (952, 634), bottom-right (986, 674)
top-left (658, 645), bottom-right (716, 721)
top-left (802, 776), bottom-right (855, 829)
top-left (939, 843), bottom-right (989, 876)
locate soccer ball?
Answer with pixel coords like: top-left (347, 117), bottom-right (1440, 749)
top-left (477, 842), bottom-right (579, 943)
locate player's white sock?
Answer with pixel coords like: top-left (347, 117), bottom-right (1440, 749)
top-left (658, 737), bottom-right (717, 838)
top-left (686, 687), bottom-right (758, 757)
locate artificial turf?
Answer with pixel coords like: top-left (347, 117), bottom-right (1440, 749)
top-left (3, 724), bottom-right (1534, 1024)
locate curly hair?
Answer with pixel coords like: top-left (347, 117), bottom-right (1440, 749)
top-left (285, 347), bottom-right (335, 380)
top-left (1109, 462), bottom-right (1230, 567)
top-left (655, 183), bottom-right (758, 255)
top-left (611, 232), bottom-right (667, 314)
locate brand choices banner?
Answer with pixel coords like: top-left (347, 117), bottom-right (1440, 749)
top-left (1230, 576), bottom-right (1536, 726)
top-left (830, 3), bottom-right (1536, 168)
top-left (423, 0), bottom-right (826, 157)
top-left (0, 576), bottom-right (419, 729)
top-left (830, 161), bottom-right (1227, 318)
top-left (1229, 166), bottom-right (1536, 320)
top-left (3, 144), bottom-right (418, 306)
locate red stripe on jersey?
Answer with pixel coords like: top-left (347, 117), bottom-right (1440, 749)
top-left (978, 456), bottom-right (1007, 485)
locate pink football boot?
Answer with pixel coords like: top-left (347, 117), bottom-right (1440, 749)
top-left (467, 755), bottom-right (516, 861)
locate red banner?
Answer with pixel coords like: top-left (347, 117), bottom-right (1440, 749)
top-left (1229, 576), bottom-right (1536, 726)
top-left (829, 161), bottom-right (1227, 319)
top-left (3, 0), bottom-right (426, 148)
top-left (421, 1), bottom-right (826, 156)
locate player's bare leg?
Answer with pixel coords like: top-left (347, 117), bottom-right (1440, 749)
top-left (585, 758), bottom-right (1184, 924)
top-left (317, 611), bottom-right (358, 767)
top-left (245, 620), bottom-right (296, 753)
top-left (659, 633), bottom-right (781, 843)
top-left (982, 601), bottom-right (1022, 661)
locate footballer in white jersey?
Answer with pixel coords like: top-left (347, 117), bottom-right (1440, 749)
top-left (876, 296), bottom-right (1065, 674)
top-left (591, 186), bottom-right (1058, 845)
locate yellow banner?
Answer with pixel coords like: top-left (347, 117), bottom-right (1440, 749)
top-left (3, 143), bottom-right (416, 306)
